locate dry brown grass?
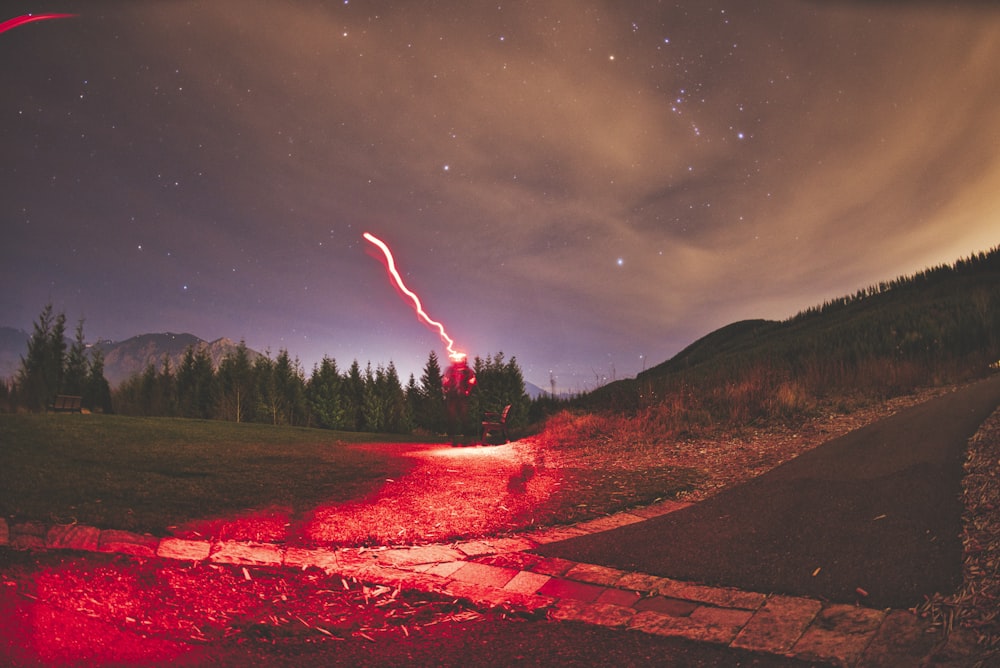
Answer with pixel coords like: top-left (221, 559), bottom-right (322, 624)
top-left (530, 385), bottom-right (951, 503)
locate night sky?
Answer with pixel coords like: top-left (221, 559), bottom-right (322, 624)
top-left (3, 1), bottom-right (998, 392)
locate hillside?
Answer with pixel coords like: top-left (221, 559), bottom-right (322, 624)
top-left (584, 246), bottom-right (1000, 416)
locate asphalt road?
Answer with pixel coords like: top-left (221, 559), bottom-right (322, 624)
top-left (536, 373), bottom-right (1000, 609)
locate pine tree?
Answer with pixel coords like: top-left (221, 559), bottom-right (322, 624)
top-left (362, 362), bottom-right (384, 432)
top-left (17, 304), bottom-right (67, 411)
top-left (307, 356), bottom-right (345, 429)
top-left (176, 345), bottom-right (215, 419)
top-left (417, 350), bottom-right (446, 433)
top-left (343, 360), bottom-right (365, 431)
top-left (86, 347), bottom-right (113, 413)
top-left (382, 361), bottom-right (407, 433)
top-left (217, 340), bottom-right (253, 422)
top-left (63, 319), bottom-right (89, 397)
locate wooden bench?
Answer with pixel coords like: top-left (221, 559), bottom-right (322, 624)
top-left (50, 395), bottom-right (83, 413)
top-left (481, 404), bottom-right (512, 443)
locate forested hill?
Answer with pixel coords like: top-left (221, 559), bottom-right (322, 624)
top-left (585, 246), bottom-right (1000, 414)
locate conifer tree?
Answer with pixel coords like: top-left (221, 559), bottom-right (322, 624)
top-left (307, 356), bottom-right (345, 429)
top-left (418, 350), bottom-right (446, 433)
top-left (17, 304), bottom-right (67, 410)
top-left (217, 340), bottom-right (253, 422)
top-left (86, 347), bottom-right (113, 413)
top-left (63, 319), bottom-right (89, 397)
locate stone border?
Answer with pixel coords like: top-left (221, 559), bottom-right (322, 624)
top-left (0, 501), bottom-right (972, 666)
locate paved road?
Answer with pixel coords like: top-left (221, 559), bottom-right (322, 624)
top-left (536, 374), bottom-right (1000, 609)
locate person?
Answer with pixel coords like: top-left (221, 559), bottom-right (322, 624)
top-left (442, 354), bottom-right (476, 443)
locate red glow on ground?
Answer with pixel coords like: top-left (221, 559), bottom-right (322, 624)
top-left (160, 441), bottom-right (561, 547)
top-left (171, 505), bottom-right (294, 544)
top-left (303, 440), bottom-right (560, 545)
top-left (363, 232), bottom-right (466, 362)
top-left (0, 13), bottom-right (76, 34)
top-left (1, 558), bottom-right (199, 665)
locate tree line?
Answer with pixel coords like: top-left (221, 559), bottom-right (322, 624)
top-left (2, 304), bottom-right (536, 437)
top-left (113, 343), bottom-right (532, 436)
top-left (1, 304), bottom-right (112, 413)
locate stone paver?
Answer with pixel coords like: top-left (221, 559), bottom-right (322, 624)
top-left (522, 555), bottom-right (577, 577)
top-left (421, 560), bottom-right (465, 578)
top-left (655, 578), bottom-right (766, 610)
top-left (456, 536), bottom-right (537, 555)
top-left (633, 595), bottom-right (699, 617)
top-left (449, 561), bottom-right (519, 589)
top-left (503, 570), bottom-right (551, 595)
top-left (732, 594), bottom-right (823, 654)
top-left (596, 587), bottom-right (643, 608)
top-left (46, 524), bottom-right (100, 551)
top-left (792, 603), bottom-right (886, 667)
top-left (537, 576), bottom-right (607, 603)
top-left (551, 599), bottom-right (636, 628)
top-left (284, 546), bottom-right (344, 573)
top-left (377, 544), bottom-right (465, 567)
top-left (98, 530), bottom-right (159, 558)
top-left (9, 522), bottom-right (47, 550)
top-left (156, 537), bottom-right (211, 562)
top-left (629, 609), bottom-right (744, 645)
top-left (473, 551), bottom-right (546, 571)
top-left (210, 540), bottom-right (283, 567)
top-left (689, 605), bottom-right (753, 630)
top-left (614, 571), bottom-right (666, 592)
top-left (564, 562), bottom-right (628, 586)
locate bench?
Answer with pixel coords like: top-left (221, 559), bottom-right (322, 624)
top-left (50, 395), bottom-right (83, 413)
top-left (481, 404), bottom-right (511, 443)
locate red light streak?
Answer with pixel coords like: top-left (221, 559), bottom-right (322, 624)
top-left (0, 13), bottom-right (77, 34)
top-left (363, 232), bottom-right (466, 362)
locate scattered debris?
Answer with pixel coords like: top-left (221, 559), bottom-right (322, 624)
top-left (18, 557), bottom-right (496, 645)
top-left (914, 407), bottom-right (1000, 660)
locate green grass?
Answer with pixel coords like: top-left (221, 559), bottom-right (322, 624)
top-left (0, 414), bottom-right (414, 535)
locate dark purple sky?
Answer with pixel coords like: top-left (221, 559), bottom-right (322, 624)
top-left (3, 1), bottom-right (998, 392)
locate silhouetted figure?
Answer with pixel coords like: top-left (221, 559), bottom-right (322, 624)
top-left (442, 355), bottom-right (476, 443)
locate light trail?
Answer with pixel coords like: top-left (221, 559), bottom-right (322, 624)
top-left (0, 13), bottom-right (77, 34)
top-left (363, 232), bottom-right (466, 362)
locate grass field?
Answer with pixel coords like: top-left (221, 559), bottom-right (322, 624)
top-left (0, 414), bottom-right (412, 535)
top-left (0, 412), bottom-right (705, 545)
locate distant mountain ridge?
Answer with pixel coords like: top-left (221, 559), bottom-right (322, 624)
top-left (94, 334), bottom-right (262, 386)
top-left (0, 330), bottom-right (261, 387)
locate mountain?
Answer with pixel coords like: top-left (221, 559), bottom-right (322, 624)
top-left (524, 380), bottom-right (576, 400)
top-left (93, 334), bottom-right (262, 386)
